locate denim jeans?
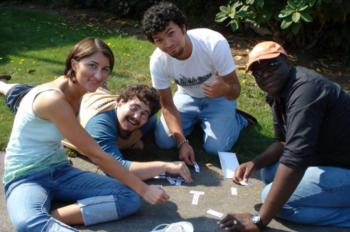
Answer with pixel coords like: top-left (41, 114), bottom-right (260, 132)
top-left (261, 162), bottom-right (350, 227)
top-left (5, 164), bottom-right (141, 232)
top-left (155, 92), bottom-right (247, 155)
top-left (141, 114), bottom-right (157, 135)
top-left (5, 84), bottom-right (33, 114)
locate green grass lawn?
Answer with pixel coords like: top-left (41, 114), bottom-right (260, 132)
top-left (0, 6), bottom-right (274, 164)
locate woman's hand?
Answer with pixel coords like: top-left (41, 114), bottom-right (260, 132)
top-left (142, 185), bottom-right (169, 205)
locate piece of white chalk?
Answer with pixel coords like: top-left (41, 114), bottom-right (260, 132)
top-left (192, 194), bottom-right (200, 205)
top-left (166, 177), bottom-right (176, 185)
top-left (231, 187), bottom-right (238, 195)
top-left (190, 190), bottom-right (205, 194)
top-left (175, 177), bottom-right (183, 186)
top-left (206, 209), bottom-right (224, 218)
top-left (190, 190), bottom-right (205, 205)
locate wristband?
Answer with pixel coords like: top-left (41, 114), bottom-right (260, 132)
top-left (177, 139), bottom-right (189, 149)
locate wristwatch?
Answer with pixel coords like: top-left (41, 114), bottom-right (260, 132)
top-left (251, 213), bottom-right (266, 230)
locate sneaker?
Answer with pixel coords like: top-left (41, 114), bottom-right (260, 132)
top-left (236, 109), bottom-right (258, 126)
top-left (150, 221), bottom-right (194, 232)
top-left (0, 74), bottom-right (11, 81)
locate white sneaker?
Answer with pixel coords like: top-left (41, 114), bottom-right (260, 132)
top-left (150, 221), bottom-right (194, 232)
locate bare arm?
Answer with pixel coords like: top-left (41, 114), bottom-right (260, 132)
top-left (34, 91), bottom-right (169, 204)
top-left (158, 88), bottom-right (195, 165)
top-left (202, 71), bottom-right (240, 100)
top-left (233, 141), bottom-right (284, 183)
top-left (259, 163), bottom-right (305, 225)
top-left (220, 160), bottom-right (305, 232)
top-left (253, 141), bottom-right (284, 169)
top-left (129, 161), bottom-right (192, 183)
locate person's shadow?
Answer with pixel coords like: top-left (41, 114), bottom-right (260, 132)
top-left (77, 201), bottom-right (223, 232)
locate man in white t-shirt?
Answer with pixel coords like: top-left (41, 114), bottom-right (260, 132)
top-left (142, 2), bottom-right (247, 165)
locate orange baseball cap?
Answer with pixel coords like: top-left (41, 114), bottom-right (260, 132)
top-left (246, 41), bottom-right (288, 71)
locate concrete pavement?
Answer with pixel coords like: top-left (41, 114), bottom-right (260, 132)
top-left (0, 151), bottom-right (348, 232)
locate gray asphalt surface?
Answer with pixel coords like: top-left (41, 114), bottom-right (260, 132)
top-left (1, 151), bottom-right (348, 232)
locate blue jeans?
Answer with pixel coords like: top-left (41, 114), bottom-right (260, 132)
top-left (5, 164), bottom-right (141, 232)
top-left (141, 114), bottom-right (157, 135)
top-left (5, 84), bottom-right (33, 114)
top-left (155, 92), bottom-right (247, 155)
top-left (261, 162), bottom-right (350, 227)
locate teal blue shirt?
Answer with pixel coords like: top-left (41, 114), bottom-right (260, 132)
top-left (4, 87), bottom-right (69, 185)
top-left (84, 109), bottom-right (156, 169)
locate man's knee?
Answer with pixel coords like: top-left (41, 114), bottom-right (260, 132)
top-left (203, 139), bottom-right (232, 155)
top-left (155, 136), bottom-right (176, 149)
top-left (154, 124), bottom-right (176, 149)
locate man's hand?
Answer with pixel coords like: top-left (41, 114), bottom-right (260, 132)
top-left (233, 161), bottom-right (256, 184)
top-left (219, 213), bottom-right (260, 232)
top-left (179, 142), bottom-right (196, 165)
top-left (202, 77), bottom-right (229, 98)
top-left (142, 185), bottom-right (169, 205)
top-left (165, 161), bottom-right (192, 183)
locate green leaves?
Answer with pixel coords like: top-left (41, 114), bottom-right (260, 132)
top-left (300, 12), bottom-right (312, 22)
top-left (281, 19), bottom-right (293, 29)
top-left (292, 12), bottom-right (301, 22)
top-left (215, 1), bottom-right (260, 32)
top-left (277, 0), bottom-right (314, 33)
top-left (216, 0), bottom-right (347, 49)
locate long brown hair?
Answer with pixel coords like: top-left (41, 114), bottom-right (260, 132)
top-left (64, 38), bottom-right (114, 82)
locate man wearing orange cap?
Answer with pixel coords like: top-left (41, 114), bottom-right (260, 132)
top-left (219, 41), bottom-right (350, 231)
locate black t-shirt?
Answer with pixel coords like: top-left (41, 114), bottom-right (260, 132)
top-left (269, 66), bottom-right (350, 169)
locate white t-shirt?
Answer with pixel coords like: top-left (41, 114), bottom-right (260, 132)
top-left (150, 28), bottom-right (236, 98)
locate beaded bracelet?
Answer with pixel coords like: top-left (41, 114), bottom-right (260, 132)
top-left (177, 139), bottom-right (189, 149)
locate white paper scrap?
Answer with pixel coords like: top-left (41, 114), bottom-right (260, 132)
top-left (206, 209), bottom-right (224, 218)
top-left (190, 190), bottom-right (205, 205)
top-left (175, 177), bottom-right (184, 186)
top-left (218, 152), bottom-right (240, 178)
top-left (166, 177), bottom-right (176, 185)
top-left (231, 187), bottom-right (238, 195)
top-left (194, 162), bottom-right (200, 173)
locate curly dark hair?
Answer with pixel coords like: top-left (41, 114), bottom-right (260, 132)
top-left (142, 2), bottom-right (187, 43)
top-left (117, 84), bottom-right (160, 116)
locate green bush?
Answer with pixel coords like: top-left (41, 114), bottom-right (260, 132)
top-left (215, 0), bottom-right (350, 51)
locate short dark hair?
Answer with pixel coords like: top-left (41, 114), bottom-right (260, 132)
top-left (64, 37), bottom-right (114, 82)
top-left (142, 2), bottom-right (187, 43)
top-left (117, 84), bottom-right (160, 116)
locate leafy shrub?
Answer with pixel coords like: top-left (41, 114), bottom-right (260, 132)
top-left (215, 0), bottom-right (350, 51)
